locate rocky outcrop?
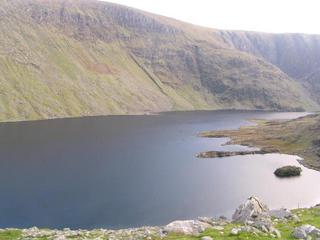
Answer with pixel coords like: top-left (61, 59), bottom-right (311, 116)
top-left (232, 196), bottom-right (270, 223)
top-left (232, 196), bottom-right (280, 237)
top-left (197, 149), bottom-right (274, 158)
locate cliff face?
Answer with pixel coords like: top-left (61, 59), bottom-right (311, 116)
top-left (217, 31), bottom-right (320, 79)
top-left (302, 69), bottom-right (320, 103)
top-left (0, 0), bottom-right (319, 121)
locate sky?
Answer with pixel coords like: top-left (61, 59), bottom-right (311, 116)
top-left (105, 0), bottom-right (320, 34)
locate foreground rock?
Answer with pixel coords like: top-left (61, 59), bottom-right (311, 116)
top-left (232, 196), bottom-right (270, 224)
top-left (163, 220), bottom-right (211, 235)
top-left (292, 224), bottom-right (320, 239)
top-left (232, 196), bottom-right (280, 237)
top-left (269, 208), bottom-right (300, 221)
top-left (274, 165), bottom-right (302, 177)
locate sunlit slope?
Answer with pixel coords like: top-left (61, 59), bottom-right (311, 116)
top-left (0, 0), bottom-right (317, 121)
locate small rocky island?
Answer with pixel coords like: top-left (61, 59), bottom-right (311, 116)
top-left (197, 149), bottom-right (274, 158)
top-left (2, 196), bottom-right (320, 240)
top-left (274, 165), bottom-right (302, 177)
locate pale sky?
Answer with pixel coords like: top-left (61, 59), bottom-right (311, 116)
top-left (105, 0), bottom-right (320, 34)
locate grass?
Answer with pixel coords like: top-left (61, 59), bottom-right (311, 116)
top-left (200, 114), bottom-right (320, 170)
top-left (0, 230), bottom-right (21, 240)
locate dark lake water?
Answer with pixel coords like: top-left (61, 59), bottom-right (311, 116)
top-left (0, 110), bottom-right (319, 229)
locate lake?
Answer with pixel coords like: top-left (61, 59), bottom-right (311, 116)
top-left (0, 110), bottom-right (319, 229)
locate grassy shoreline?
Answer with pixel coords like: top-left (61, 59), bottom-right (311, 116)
top-left (199, 114), bottom-right (320, 171)
top-left (1, 206), bottom-right (319, 239)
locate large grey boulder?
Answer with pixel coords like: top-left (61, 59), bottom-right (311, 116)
top-left (292, 225), bottom-right (320, 239)
top-left (269, 208), bottom-right (292, 219)
top-left (269, 208), bottom-right (300, 221)
top-left (163, 220), bottom-right (211, 235)
top-left (232, 196), bottom-right (273, 231)
top-left (232, 196), bottom-right (269, 222)
top-left (232, 196), bottom-right (282, 238)
top-left (201, 236), bottom-right (213, 240)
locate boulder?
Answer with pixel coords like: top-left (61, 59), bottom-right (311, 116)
top-left (269, 208), bottom-right (300, 222)
top-left (269, 208), bottom-right (292, 219)
top-left (197, 217), bottom-right (215, 226)
top-left (201, 236), bottom-right (213, 240)
top-left (212, 226), bottom-right (224, 231)
top-left (230, 228), bottom-right (241, 235)
top-left (274, 166), bottom-right (302, 177)
top-left (232, 196), bottom-right (269, 223)
top-left (292, 225), bottom-right (320, 239)
top-left (232, 196), bottom-right (273, 230)
top-left (163, 220), bottom-right (211, 235)
top-left (293, 227), bottom-right (308, 239)
top-left (232, 196), bottom-right (282, 235)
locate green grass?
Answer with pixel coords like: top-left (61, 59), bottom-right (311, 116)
top-left (0, 230), bottom-right (21, 240)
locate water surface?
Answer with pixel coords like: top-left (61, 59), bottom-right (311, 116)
top-left (0, 110), bottom-right (319, 229)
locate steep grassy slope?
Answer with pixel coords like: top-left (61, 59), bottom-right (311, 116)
top-left (0, 0), bottom-right (318, 121)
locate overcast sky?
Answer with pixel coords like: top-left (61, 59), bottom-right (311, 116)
top-left (105, 0), bottom-right (320, 34)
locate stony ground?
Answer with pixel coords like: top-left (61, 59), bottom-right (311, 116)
top-left (1, 197), bottom-right (320, 240)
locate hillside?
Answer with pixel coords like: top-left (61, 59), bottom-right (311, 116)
top-left (0, 0), bottom-right (319, 121)
top-left (302, 70), bottom-right (320, 103)
top-left (217, 31), bottom-right (320, 79)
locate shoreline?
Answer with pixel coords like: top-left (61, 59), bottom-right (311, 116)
top-left (1, 198), bottom-right (319, 240)
top-left (0, 109), bottom-right (309, 124)
top-left (198, 114), bottom-right (320, 171)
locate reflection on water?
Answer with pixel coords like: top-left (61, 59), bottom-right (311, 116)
top-left (0, 110), bottom-right (318, 229)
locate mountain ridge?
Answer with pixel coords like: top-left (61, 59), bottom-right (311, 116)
top-left (0, 0), bottom-right (319, 121)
